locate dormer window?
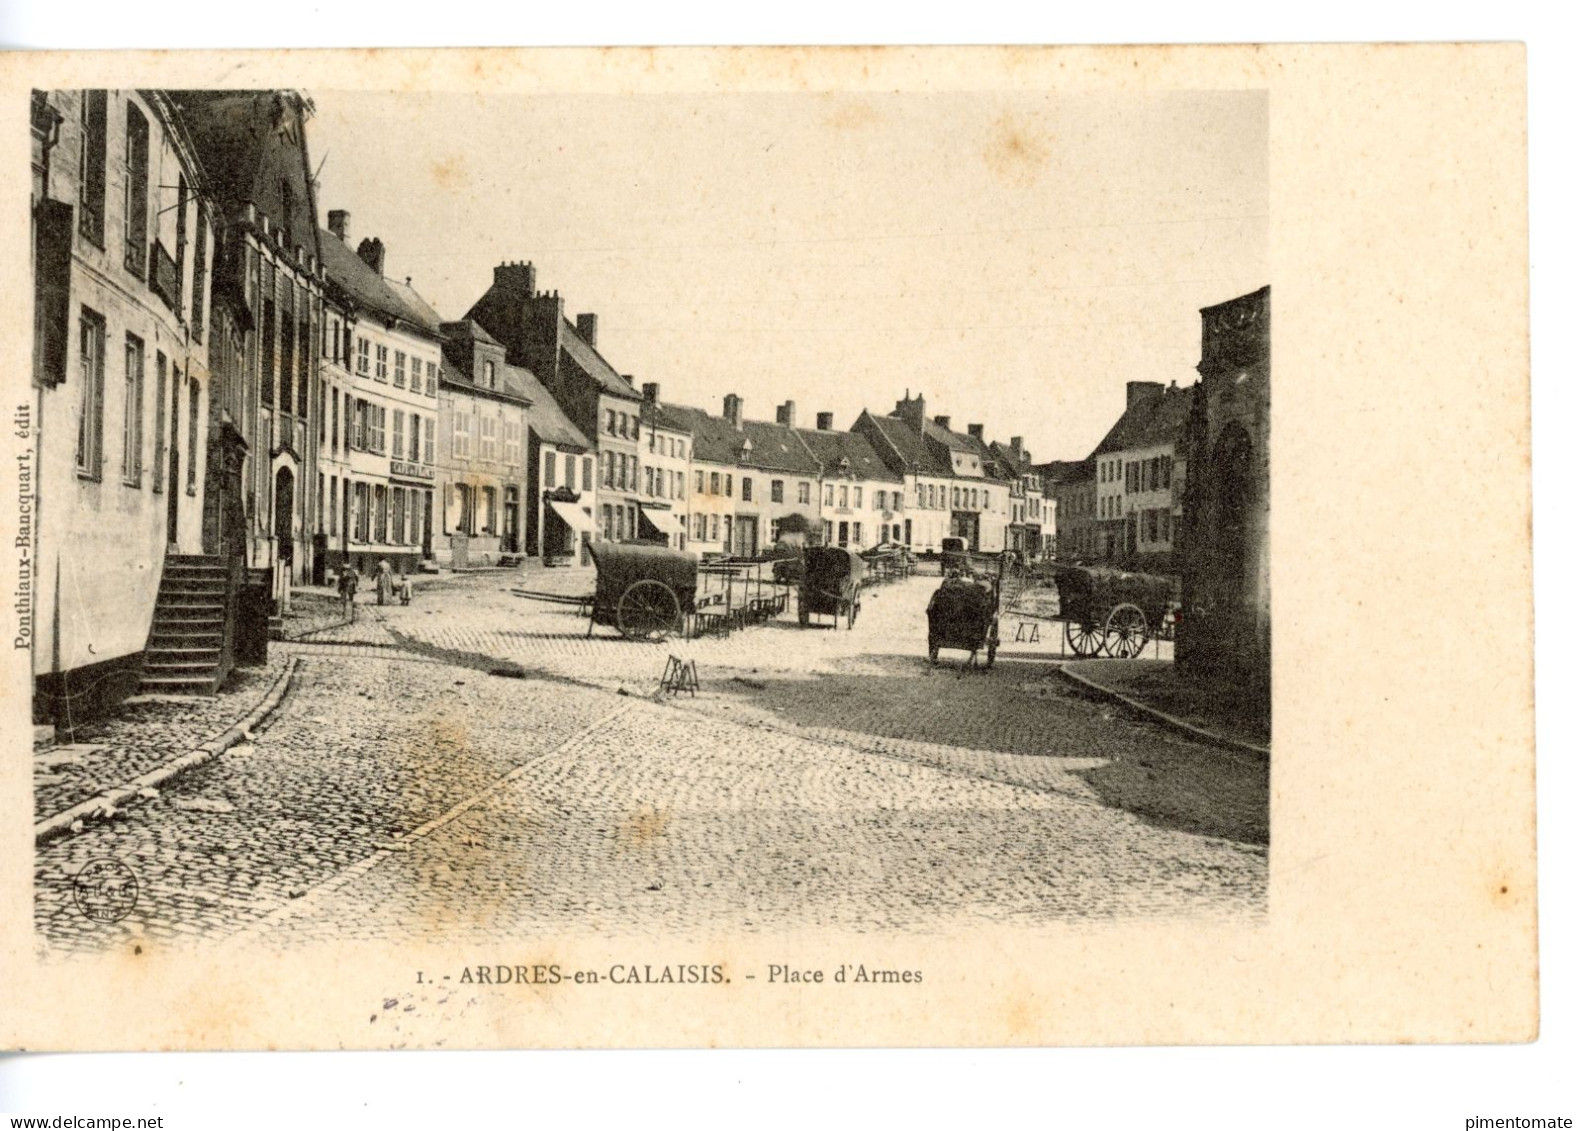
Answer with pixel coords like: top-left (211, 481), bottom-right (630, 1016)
top-left (483, 360), bottom-right (496, 389)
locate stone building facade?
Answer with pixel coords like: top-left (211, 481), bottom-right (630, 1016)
top-left (520, 362), bottom-right (595, 563)
top-left (436, 321), bottom-right (531, 568)
top-left (1090, 380), bottom-right (1192, 568)
top-left (854, 394), bottom-right (1011, 554)
top-left (173, 90), bottom-right (327, 603)
top-left (29, 89), bottom-right (220, 722)
top-left (1178, 285), bottom-right (1271, 689)
top-left (796, 408), bottom-right (905, 551)
top-left (317, 213), bottom-right (443, 576)
top-left (464, 262), bottom-right (645, 546)
top-left (637, 383), bottom-right (691, 551)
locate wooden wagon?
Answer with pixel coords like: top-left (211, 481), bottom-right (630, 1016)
top-left (926, 574), bottom-right (1000, 669)
top-left (1042, 563), bottom-right (1179, 658)
top-left (798, 546), bottom-right (867, 629)
top-left (586, 542), bottom-right (697, 641)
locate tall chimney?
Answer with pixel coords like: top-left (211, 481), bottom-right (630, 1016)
top-left (1011, 436), bottom-right (1025, 460)
top-left (775, 400), bottom-right (797, 428)
top-left (642, 381), bottom-right (660, 405)
top-left (1126, 380), bottom-right (1166, 409)
top-left (492, 260), bottom-right (537, 299)
top-left (723, 393), bottom-right (743, 430)
top-left (327, 209), bottom-right (350, 243)
top-left (893, 392), bottom-right (926, 433)
top-left (933, 414), bottom-right (951, 431)
top-left (356, 237), bottom-right (386, 276)
top-left (576, 313), bottom-right (598, 348)
top-left (816, 412), bottom-right (834, 431)
top-left (967, 423), bottom-right (984, 440)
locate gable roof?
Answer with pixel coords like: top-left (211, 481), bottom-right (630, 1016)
top-left (921, 419), bottom-right (981, 456)
top-left (860, 412), bottom-right (953, 477)
top-left (319, 229), bottom-right (442, 339)
top-left (560, 319), bottom-right (641, 402)
top-left (169, 90), bottom-right (322, 260)
top-left (989, 441), bottom-right (1033, 476)
top-left (446, 318), bottom-right (502, 347)
top-left (740, 418), bottom-right (824, 476)
top-left (643, 402), bottom-right (821, 475)
top-left (1091, 385), bottom-right (1193, 458)
top-left (508, 365), bottom-right (589, 450)
top-left (796, 427), bottom-right (903, 483)
top-left (386, 278), bottom-right (445, 335)
top-left (921, 418), bottom-right (1013, 481)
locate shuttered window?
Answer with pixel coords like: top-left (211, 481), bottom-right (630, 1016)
top-left (123, 102), bottom-right (149, 277)
top-left (77, 91), bottom-right (107, 247)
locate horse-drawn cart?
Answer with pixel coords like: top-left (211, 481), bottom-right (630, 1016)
top-left (1041, 563), bottom-right (1179, 659)
top-left (926, 573), bottom-right (1001, 668)
top-left (798, 546), bottom-right (867, 629)
top-left (586, 543), bottom-right (697, 640)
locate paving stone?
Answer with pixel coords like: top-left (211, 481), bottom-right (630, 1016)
top-left (35, 568), bottom-right (1266, 953)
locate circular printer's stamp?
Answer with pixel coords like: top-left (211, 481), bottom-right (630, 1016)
top-left (72, 858), bottom-right (140, 923)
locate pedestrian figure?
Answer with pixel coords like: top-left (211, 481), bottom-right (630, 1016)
top-left (399, 572), bottom-right (413, 606)
top-left (338, 565), bottom-right (361, 622)
top-left (375, 559), bottom-right (394, 606)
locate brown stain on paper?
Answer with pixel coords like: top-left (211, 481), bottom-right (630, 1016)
top-left (821, 95), bottom-right (883, 133)
top-left (431, 155), bottom-right (467, 191)
top-left (619, 805), bottom-right (671, 851)
top-left (982, 112), bottom-right (1053, 187)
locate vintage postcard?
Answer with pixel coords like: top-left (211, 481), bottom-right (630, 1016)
top-left (0, 45), bottom-right (1532, 1050)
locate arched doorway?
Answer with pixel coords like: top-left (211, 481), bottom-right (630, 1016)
top-left (1210, 423), bottom-right (1255, 610)
top-left (274, 466), bottom-right (295, 577)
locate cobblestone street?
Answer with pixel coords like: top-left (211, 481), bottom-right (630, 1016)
top-left (35, 567), bottom-right (1266, 952)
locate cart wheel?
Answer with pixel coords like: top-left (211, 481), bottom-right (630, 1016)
top-left (847, 601), bottom-right (858, 629)
top-left (617, 580), bottom-right (682, 641)
top-left (1103, 603), bottom-right (1149, 659)
top-left (1065, 620), bottom-right (1104, 658)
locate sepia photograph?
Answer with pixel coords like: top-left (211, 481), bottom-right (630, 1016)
top-left (0, 44), bottom-right (1534, 1062)
top-left (23, 84), bottom-right (1269, 952)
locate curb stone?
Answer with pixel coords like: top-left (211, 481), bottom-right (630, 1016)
top-left (34, 656), bottom-right (304, 846)
top-left (1055, 663), bottom-right (1270, 760)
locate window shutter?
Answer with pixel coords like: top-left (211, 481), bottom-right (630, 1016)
top-left (33, 198), bottom-right (74, 387)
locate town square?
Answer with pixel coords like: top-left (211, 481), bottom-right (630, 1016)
top-left (25, 87), bottom-right (1270, 949)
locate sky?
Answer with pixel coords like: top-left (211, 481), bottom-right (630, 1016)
top-left (309, 89), bottom-right (1266, 463)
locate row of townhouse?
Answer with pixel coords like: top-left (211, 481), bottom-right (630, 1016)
top-left (852, 393), bottom-right (1023, 555)
top-left (457, 260), bottom-right (1048, 562)
top-left (24, 81), bottom-right (1073, 727)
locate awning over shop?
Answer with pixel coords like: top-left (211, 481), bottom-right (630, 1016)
top-left (548, 499), bottom-right (594, 534)
top-left (640, 506), bottom-right (685, 536)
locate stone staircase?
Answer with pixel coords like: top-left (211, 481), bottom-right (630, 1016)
top-left (140, 554), bottom-right (229, 696)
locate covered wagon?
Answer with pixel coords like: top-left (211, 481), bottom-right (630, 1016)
top-left (586, 542), bottom-right (698, 641)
